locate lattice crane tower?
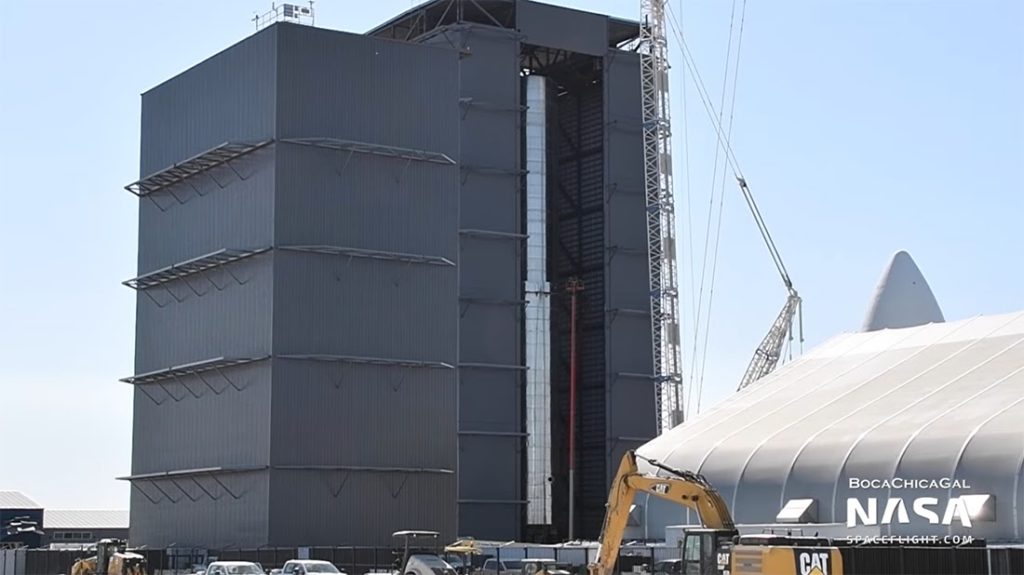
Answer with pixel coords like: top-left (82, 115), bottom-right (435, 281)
top-left (640, 0), bottom-right (684, 432)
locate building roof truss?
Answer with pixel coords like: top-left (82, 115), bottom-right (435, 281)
top-left (369, 0), bottom-right (517, 40)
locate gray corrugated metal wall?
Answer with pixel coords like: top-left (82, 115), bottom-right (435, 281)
top-left (129, 473), bottom-right (272, 549)
top-left (131, 26), bottom-right (279, 548)
top-left (602, 48), bottom-right (656, 489)
top-left (538, 41), bottom-right (654, 542)
top-left (423, 24), bottom-right (526, 540)
top-left (130, 2), bottom-right (651, 546)
top-left (549, 77), bottom-right (610, 540)
top-left (516, 0), bottom-right (608, 57)
top-left (130, 23), bottom-right (459, 548)
top-left (270, 25), bottom-right (459, 546)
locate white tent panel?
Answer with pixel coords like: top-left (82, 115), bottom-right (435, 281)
top-left (634, 310), bottom-right (1024, 543)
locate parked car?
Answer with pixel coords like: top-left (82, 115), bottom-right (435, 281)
top-left (281, 560), bottom-right (347, 575)
top-left (651, 559), bottom-right (683, 575)
top-left (480, 559), bottom-right (523, 575)
top-left (206, 562), bottom-right (266, 575)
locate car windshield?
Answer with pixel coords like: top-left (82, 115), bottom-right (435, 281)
top-left (226, 566), bottom-right (263, 574)
top-left (305, 564), bottom-right (340, 573)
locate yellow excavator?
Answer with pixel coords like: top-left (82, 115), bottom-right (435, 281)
top-left (588, 451), bottom-right (843, 575)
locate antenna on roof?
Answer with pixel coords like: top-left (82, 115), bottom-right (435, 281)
top-left (253, 1), bottom-right (315, 31)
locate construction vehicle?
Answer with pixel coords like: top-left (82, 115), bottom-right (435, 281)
top-left (368, 531), bottom-right (457, 575)
top-left (587, 451), bottom-right (843, 575)
top-left (70, 539), bottom-right (147, 575)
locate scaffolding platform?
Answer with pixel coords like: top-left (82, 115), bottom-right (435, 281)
top-left (124, 140), bottom-right (272, 198)
top-left (459, 229), bottom-right (527, 241)
top-left (459, 296), bottom-right (527, 307)
top-left (124, 248), bottom-right (271, 291)
top-left (280, 245), bottom-right (455, 267)
top-left (460, 164), bottom-right (525, 177)
top-left (458, 362), bottom-right (527, 371)
top-left (278, 353), bottom-right (453, 370)
top-left (459, 97), bottom-right (526, 118)
top-left (283, 137), bottom-right (455, 166)
top-left (119, 465), bottom-right (268, 503)
top-left (121, 356), bottom-right (269, 386)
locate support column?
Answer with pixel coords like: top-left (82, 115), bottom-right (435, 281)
top-left (525, 74), bottom-right (552, 528)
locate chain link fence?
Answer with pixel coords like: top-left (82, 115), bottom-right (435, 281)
top-left (2, 543), bottom-right (1023, 575)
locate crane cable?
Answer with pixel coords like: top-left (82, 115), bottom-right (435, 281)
top-left (695, 0), bottom-right (749, 415)
top-left (673, 0), bottom-right (700, 427)
top-left (666, 0), bottom-right (749, 417)
top-left (684, 0), bottom-right (738, 419)
top-left (679, 0), bottom-right (699, 419)
top-left (667, 1), bottom-right (801, 405)
top-left (665, 5), bottom-right (744, 182)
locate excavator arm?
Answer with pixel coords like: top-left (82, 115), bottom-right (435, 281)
top-left (589, 451), bottom-right (735, 575)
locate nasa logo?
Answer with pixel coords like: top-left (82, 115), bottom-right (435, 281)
top-left (846, 496), bottom-right (984, 527)
top-left (795, 550), bottom-right (831, 575)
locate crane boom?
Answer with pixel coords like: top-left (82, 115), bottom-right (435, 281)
top-left (640, 0), bottom-right (684, 432)
top-left (737, 293), bottom-right (801, 390)
top-left (736, 177), bottom-right (792, 291)
top-left (735, 177), bottom-right (803, 390)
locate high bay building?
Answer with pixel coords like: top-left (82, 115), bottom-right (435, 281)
top-left (122, 1), bottom-right (656, 548)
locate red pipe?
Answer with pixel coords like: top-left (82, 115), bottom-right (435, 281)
top-left (566, 277), bottom-right (583, 539)
top-left (569, 282), bottom-right (577, 472)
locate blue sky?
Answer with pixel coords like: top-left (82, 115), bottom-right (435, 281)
top-left (0, 1), bottom-right (1020, 510)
